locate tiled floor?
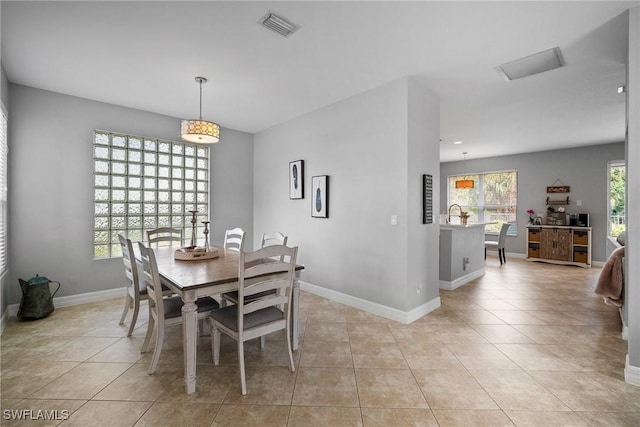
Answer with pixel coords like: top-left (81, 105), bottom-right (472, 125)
top-left (2, 257), bottom-right (640, 426)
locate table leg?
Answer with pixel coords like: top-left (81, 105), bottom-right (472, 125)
top-left (182, 290), bottom-right (198, 394)
top-left (292, 279), bottom-right (300, 351)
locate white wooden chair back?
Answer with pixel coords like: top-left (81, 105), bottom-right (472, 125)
top-left (137, 242), bottom-right (166, 321)
top-left (224, 228), bottom-right (246, 252)
top-left (146, 227), bottom-right (183, 248)
top-left (118, 234), bottom-right (139, 297)
top-left (260, 232), bottom-right (288, 261)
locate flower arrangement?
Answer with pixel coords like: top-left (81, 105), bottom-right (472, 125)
top-left (527, 209), bottom-right (535, 224)
top-left (460, 211), bottom-right (470, 225)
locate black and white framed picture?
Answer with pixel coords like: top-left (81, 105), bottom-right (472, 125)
top-left (423, 174), bottom-right (433, 224)
top-left (311, 175), bottom-right (329, 218)
top-left (289, 160), bottom-right (304, 199)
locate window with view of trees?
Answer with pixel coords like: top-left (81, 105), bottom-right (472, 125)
top-left (448, 170), bottom-right (517, 235)
top-left (609, 161), bottom-right (625, 237)
top-left (93, 131), bottom-right (209, 259)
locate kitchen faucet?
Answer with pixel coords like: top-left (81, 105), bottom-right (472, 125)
top-left (448, 204), bottom-right (462, 224)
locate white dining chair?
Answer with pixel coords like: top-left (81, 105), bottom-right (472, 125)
top-left (118, 234), bottom-right (146, 337)
top-left (223, 228), bottom-right (246, 252)
top-left (146, 227), bottom-right (183, 248)
top-left (485, 222), bottom-right (511, 264)
top-left (222, 232), bottom-right (288, 308)
top-left (138, 241), bottom-right (220, 374)
top-left (210, 244), bottom-right (298, 395)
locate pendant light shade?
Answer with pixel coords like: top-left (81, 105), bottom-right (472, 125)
top-left (455, 179), bottom-right (474, 189)
top-left (181, 77), bottom-right (220, 144)
top-left (455, 152), bottom-right (474, 189)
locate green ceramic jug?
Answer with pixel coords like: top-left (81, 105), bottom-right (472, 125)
top-left (17, 275), bottom-right (61, 321)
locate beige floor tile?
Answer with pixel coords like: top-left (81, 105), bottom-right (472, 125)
top-left (347, 323), bottom-right (396, 343)
top-left (1, 360), bottom-right (80, 398)
top-left (388, 323), bottom-right (439, 343)
top-left (431, 409), bottom-right (515, 426)
top-left (156, 365), bottom-right (237, 403)
top-left (212, 404), bottom-right (290, 426)
top-left (474, 299), bottom-right (520, 311)
top-left (529, 371), bottom-right (640, 412)
top-left (292, 367), bottom-right (359, 407)
top-left (504, 410), bottom-right (588, 426)
top-left (350, 341), bottom-right (408, 369)
top-left (419, 308), bottom-right (467, 324)
top-left (299, 340), bottom-right (353, 368)
top-left (288, 406), bottom-right (363, 426)
top-left (413, 368), bottom-right (499, 410)
top-left (86, 337), bottom-right (147, 363)
top-left (345, 307), bottom-right (396, 324)
top-left (134, 401), bottom-right (219, 427)
top-left (489, 310), bottom-right (548, 325)
top-left (92, 363), bottom-right (174, 402)
top-left (355, 369), bottom-right (428, 409)
top-left (495, 343), bottom-right (579, 371)
top-left (44, 336), bottom-right (122, 362)
top-left (223, 365), bottom-right (296, 405)
top-left (455, 310), bottom-right (506, 325)
top-left (30, 363), bottom-right (132, 400)
top-left (361, 407), bottom-right (438, 426)
top-left (577, 411), bottom-right (640, 426)
top-left (446, 342), bottom-right (520, 370)
top-left (58, 401), bottom-right (151, 426)
top-left (469, 324), bottom-right (535, 344)
top-left (303, 321), bottom-right (350, 342)
top-left (469, 368), bottom-right (571, 411)
top-left (396, 340), bottom-right (465, 370)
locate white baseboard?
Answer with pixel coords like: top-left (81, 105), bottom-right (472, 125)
top-left (625, 355), bottom-right (640, 387)
top-left (299, 281), bottom-right (440, 324)
top-left (0, 309), bottom-right (8, 335)
top-left (620, 308), bottom-right (628, 340)
top-left (6, 287), bottom-right (125, 319)
top-left (439, 268), bottom-right (485, 291)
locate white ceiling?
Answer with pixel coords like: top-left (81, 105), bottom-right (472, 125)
top-left (2, 1), bottom-right (637, 162)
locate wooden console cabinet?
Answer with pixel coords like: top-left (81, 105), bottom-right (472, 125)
top-left (526, 225), bottom-right (591, 268)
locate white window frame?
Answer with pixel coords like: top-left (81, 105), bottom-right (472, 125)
top-left (607, 160), bottom-right (626, 237)
top-left (0, 106), bottom-right (7, 276)
top-left (447, 169), bottom-right (518, 235)
top-left (93, 131), bottom-right (210, 259)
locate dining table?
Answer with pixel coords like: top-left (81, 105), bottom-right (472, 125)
top-left (148, 246), bottom-right (304, 394)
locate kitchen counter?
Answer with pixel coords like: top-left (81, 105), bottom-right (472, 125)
top-left (439, 222), bottom-right (493, 290)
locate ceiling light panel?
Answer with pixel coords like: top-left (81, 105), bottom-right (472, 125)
top-left (258, 12), bottom-right (298, 37)
top-left (497, 46), bottom-right (565, 81)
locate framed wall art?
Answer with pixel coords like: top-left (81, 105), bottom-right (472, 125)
top-left (311, 175), bottom-right (329, 218)
top-left (423, 174), bottom-right (433, 224)
top-left (289, 160), bottom-right (304, 199)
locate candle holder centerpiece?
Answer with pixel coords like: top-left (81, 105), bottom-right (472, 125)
top-left (174, 211), bottom-right (219, 261)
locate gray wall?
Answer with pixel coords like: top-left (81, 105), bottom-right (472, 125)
top-left (6, 84), bottom-right (253, 305)
top-left (440, 142), bottom-right (625, 263)
top-left (253, 77), bottom-right (440, 312)
top-left (625, 5), bottom-right (640, 372)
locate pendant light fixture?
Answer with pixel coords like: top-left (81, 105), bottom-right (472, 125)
top-left (455, 152), bottom-right (474, 189)
top-left (181, 77), bottom-right (220, 144)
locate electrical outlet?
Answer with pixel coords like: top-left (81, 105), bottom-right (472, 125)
top-left (416, 282), bottom-right (423, 294)
top-left (391, 215), bottom-right (398, 226)
top-left (577, 200), bottom-right (582, 206)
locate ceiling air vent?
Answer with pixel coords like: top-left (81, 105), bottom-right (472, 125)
top-left (258, 11), bottom-right (298, 37)
top-left (497, 46), bottom-right (565, 81)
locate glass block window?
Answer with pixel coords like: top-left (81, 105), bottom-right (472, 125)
top-left (93, 131), bottom-right (209, 258)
